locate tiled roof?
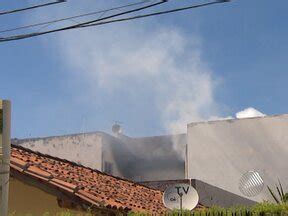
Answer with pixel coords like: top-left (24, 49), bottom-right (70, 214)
top-left (10, 145), bottom-right (167, 215)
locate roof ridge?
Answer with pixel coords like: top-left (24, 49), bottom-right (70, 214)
top-left (188, 113), bottom-right (288, 127)
top-left (12, 131), bottom-right (112, 142)
top-left (131, 133), bottom-right (187, 140)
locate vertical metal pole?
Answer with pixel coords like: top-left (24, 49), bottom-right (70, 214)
top-left (0, 100), bottom-right (11, 216)
top-left (179, 193), bottom-right (183, 215)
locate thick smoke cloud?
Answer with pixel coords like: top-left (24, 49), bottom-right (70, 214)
top-left (30, 1), bottom-right (223, 135)
top-left (57, 28), bottom-right (221, 134)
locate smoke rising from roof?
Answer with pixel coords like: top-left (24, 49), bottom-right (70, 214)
top-left (59, 27), bottom-right (221, 135)
top-left (28, 1), bottom-right (223, 136)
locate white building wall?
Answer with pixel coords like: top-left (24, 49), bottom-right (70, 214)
top-left (187, 114), bottom-right (288, 202)
top-left (14, 133), bottom-right (103, 171)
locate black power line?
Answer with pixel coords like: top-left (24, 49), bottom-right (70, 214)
top-left (0, 0), bottom-right (230, 42)
top-left (0, 0), bottom-right (66, 16)
top-left (0, 0), bottom-right (166, 42)
top-left (0, 0), bottom-right (152, 34)
top-left (83, 0), bottom-right (229, 28)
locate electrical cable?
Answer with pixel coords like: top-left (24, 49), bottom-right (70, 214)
top-left (0, 0), bottom-right (152, 34)
top-left (0, 0), bottom-right (230, 42)
top-left (82, 0), bottom-right (228, 28)
top-left (0, 0), bottom-right (66, 16)
top-left (0, 0), bottom-right (166, 42)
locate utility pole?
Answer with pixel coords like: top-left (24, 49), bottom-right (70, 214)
top-left (0, 100), bottom-right (11, 216)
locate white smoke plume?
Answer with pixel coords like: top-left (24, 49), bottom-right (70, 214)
top-left (29, 1), bottom-right (223, 135)
top-left (57, 28), bottom-right (221, 134)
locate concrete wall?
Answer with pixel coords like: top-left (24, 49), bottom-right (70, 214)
top-left (13, 132), bottom-right (126, 178)
top-left (193, 179), bottom-right (256, 207)
top-left (118, 134), bottom-right (186, 181)
top-left (187, 114), bottom-right (288, 202)
top-left (140, 179), bottom-right (256, 207)
top-left (101, 135), bottom-right (129, 177)
top-left (13, 133), bottom-right (104, 171)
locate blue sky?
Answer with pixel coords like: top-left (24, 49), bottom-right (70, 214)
top-left (1, 0), bottom-right (288, 138)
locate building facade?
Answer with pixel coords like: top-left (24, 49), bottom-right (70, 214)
top-left (12, 132), bottom-right (186, 182)
top-left (187, 114), bottom-right (288, 202)
top-left (13, 114), bottom-right (288, 204)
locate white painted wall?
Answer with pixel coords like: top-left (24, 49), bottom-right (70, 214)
top-left (14, 133), bottom-right (103, 171)
top-left (187, 114), bottom-right (288, 202)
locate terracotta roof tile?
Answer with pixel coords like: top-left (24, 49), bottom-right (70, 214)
top-left (10, 163), bottom-right (23, 172)
top-left (75, 192), bottom-right (101, 207)
top-left (27, 165), bottom-right (52, 178)
top-left (10, 157), bottom-right (27, 167)
top-left (49, 180), bottom-right (75, 194)
top-left (24, 170), bottom-right (50, 182)
top-left (51, 178), bottom-right (78, 190)
top-left (10, 145), bottom-right (167, 215)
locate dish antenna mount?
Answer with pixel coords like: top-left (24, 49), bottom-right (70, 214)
top-left (112, 122), bottom-right (122, 134)
top-left (163, 183), bottom-right (199, 212)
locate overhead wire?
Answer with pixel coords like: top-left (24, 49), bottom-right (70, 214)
top-left (0, 0), bottom-right (166, 42)
top-left (0, 0), bottom-right (153, 34)
top-left (82, 0), bottom-right (229, 28)
top-left (0, 0), bottom-right (230, 42)
top-left (0, 0), bottom-right (66, 16)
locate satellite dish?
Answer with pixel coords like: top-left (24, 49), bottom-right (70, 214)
top-left (112, 124), bottom-right (122, 134)
top-left (163, 183), bottom-right (199, 211)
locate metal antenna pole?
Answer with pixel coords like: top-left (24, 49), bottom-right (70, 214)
top-left (179, 192), bottom-right (183, 215)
